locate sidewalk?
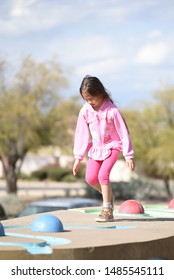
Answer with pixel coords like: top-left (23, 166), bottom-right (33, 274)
top-left (0, 180), bottom-right (86, 199)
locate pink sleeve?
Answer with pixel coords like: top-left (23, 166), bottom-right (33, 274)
top-left (73, 109), bottom-right (91, 160)
top-left (113, 109), bottom-right (134, 159)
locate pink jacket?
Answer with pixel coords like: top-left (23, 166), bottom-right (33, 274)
top-left (73, 98), bottom-right (134, 161)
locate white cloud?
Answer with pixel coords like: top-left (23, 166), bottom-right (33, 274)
top-left (76, 58), bottom-right (125, 77)
top-left (10, 0), bottom-right (37, 17)
top-left (0, 0), bottom-right (152, 36)
top-left (1, 0), bottom-right (174, 108)
top-left (0, 0), bottom-right (79, 36)
top-left (147, 30), bottom-right (162, 39)
top-left (45, 34), bottom-right (121, 64)
top-left (135, 42), bottom-right (170, 65)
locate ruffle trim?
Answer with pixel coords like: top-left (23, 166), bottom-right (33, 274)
top-left (87, 141), bottom-right (123, 160)
top-left (88, 147), bottom-right (112, 160)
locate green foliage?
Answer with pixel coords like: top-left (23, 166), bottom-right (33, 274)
top-left (0, 56), bottom-right (69, 154)
top-left (50, 97), bottom-right (81, 154)
top-left (31, 168), bottom-right (48, 180)
top-left (85, 178), bottom-right (166, 201)
top-left (60, 174), bottom-right (77, 182)
top-left (47, 166), bottom-right (70, 181)
top-left (123, 87), bottom-right (174, 197)
top-left (31, 164), bottom-right (85, 182)
top-left (0, 194), bottom-right (26, 218)
top-left (0, 56), bottom-right (69, 193)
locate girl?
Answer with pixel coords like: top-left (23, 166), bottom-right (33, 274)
top-left (73, 75), bottom-right (135, 222)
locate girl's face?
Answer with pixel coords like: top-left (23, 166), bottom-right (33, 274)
top-left (82, 91), bottom-right (104, 111)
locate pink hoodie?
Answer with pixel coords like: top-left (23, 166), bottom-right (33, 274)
top-left (74, 98), bottom-right (134, 161)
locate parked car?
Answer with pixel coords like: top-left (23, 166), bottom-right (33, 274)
top-left (0, 203), bottom-right (7, 220)
top-left (18, 197), bottom-right (101, 217)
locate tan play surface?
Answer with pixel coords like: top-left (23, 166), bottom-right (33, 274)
top-left (0, 205), bottom-right (174, 260)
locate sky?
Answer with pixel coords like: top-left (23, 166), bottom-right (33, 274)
top-left (0, 0), bottom-right (174, 108)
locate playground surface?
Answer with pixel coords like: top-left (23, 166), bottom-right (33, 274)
top-left (0, 203), bottom-right (174, 260)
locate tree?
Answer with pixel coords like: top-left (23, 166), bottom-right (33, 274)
top-left (51, 96), bottom-right (82, 154)
top-left (123, 87), bottom-right (174, 198)
top-left (146, 88), bottom-right (174, 198)
top-left (0, 56), bottom-right (68, 193)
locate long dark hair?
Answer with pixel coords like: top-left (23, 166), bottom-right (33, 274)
top-left (79, 75), bottom-right (113, 103)
top-left (80, 75), bottom-right (129, 133)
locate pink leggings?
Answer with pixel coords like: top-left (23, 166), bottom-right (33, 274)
top-left (85, 149), bottom-right (120, 186)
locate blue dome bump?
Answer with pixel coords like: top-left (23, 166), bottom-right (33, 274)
top-left (0, 223), bottom-right (5, 236)
top-left (31, 214), bottom-right (64, 232)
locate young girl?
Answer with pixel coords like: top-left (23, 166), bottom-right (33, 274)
top-left (73, 75), bottom-right (135, 222)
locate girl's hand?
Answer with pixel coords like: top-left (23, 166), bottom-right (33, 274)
top-left (73, 159), bottom-right (81, 176)
top-left (126, 158), bottom-right (135, 171)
